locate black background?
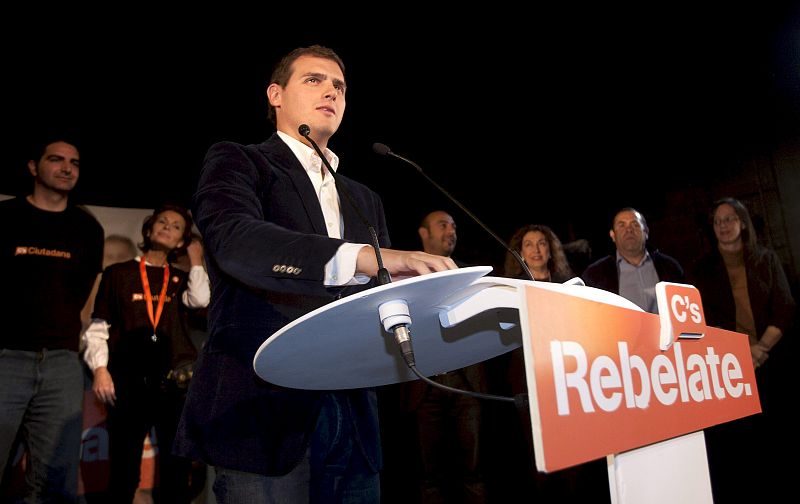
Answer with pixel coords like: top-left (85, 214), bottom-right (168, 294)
top-left (3, 4), bottom-right (798, 269)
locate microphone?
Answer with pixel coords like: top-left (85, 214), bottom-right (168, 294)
top-left (299, 125), bottom-right (391, 287)
top-left (372, 143), bottom-right (535, 281)
top-left (299, 125), bottom-right (415, 367)
top-left (372, 143), bottom-right (522, 406)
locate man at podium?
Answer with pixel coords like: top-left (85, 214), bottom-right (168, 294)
top-left (174, 45), bottom-right (456, 503)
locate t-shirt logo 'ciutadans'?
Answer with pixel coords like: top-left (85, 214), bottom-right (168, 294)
top-left (15, 246), bottom-right (72, 259)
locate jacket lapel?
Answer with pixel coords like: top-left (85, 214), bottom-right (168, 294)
top-left (259, 135), bottom-right (328, 236)
top-left (338, 177), bottom-right (363, 242)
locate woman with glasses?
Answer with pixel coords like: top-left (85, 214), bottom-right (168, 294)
top-left (691, 196), bottom-right (795, 501)
top-left (692, 197), bottom-right (794, 366)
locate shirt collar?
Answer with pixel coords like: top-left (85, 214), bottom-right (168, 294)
top-left (616, 249), bottom-right (652, 267)
top-left (277, 130), bottom-right (339, 175)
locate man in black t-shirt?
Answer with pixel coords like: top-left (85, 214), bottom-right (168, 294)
top-left (0, 137), bottom-right (104, 502)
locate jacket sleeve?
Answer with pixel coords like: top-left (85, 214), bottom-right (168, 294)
top-left (194, 142), bottom-right (347, 296)
top-left (765, 249), bottom-right (796, 333)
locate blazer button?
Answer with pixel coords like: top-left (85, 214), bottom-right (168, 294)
top-left (294, 268), bottom-right (302, 275)
top-left (272, 264), bottom-right (280, 272)
top-left (286, 266), bottom-right (295, 274)
top-left (279, 265), bottom-right (287, 273)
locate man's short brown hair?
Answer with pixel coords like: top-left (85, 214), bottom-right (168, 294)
top-left (267, 45), bottom-right (345, 125)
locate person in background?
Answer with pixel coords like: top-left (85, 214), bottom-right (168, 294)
top-left (83, 204), bottom-right (210, 503)
top-left (578, 208), bottom-right (684, 500)
top-left (407, 210), bottom-right (487, 503)
top-left (504, 224), bottom-right (573, 282)
top-left (174, 45), bottom-right (455, 503)
top-left (418, 210), bottom-right (458, 259)
top-left (690, 197), bottom-right (795, 502)
top-left (103, 234), bottom-right (138, 268)
top-left (0, 136), bottom-right (105, 501)
top-left (692, 197), bottom-right (795, 370)
top-left (490, 224), bottom-right (591, 501)
top-left (582, 207), bottom-right (683, 313)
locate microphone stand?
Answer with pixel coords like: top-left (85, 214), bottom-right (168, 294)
top-left (300, 126), bottom-right (514, 404)
top-left (373, 143), bottom-right (531, 407)
top-left (373, 143), bottom-right (534, 282)
top-left (299, 125), bottom-right (391, 285)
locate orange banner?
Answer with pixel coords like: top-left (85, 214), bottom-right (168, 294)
top-left (521, 284), bottom-right (761, 472)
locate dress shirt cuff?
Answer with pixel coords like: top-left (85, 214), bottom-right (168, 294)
top-left (182, 265), bottom-right (211, 308)
top-left (82, 319), bottom-right (110, 371)
top-left (325, 243), bottom-right (371, 286)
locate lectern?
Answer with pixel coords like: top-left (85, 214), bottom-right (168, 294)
top-left (254, 266), bottom-right (761, 504)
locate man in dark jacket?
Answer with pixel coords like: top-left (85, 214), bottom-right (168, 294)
top-left (174, 45), bottom-right (455, 503)
top-left (582, 207), bottom-right (683, 314)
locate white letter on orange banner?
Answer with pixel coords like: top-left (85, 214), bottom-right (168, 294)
top-left (651, 355), bottom-right (679, 405)
top-left (618, 342), bottom-right (650, 409)
top-left (551, 341), bottom-right (595, 415)
top-left (590, 356), bottom-right (622, 412)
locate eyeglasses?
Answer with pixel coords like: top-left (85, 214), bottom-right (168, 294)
top-left (713, 215), bottom-right (739, 226)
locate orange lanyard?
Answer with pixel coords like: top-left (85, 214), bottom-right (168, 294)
top-left (139, 258), bottom-right (169, 339)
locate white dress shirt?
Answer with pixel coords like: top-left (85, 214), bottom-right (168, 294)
top-left (277, 131), bottom-right (370, 286)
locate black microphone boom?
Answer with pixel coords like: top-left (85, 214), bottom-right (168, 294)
top-left (373, 142), bottom-right (522, 404)
top-left (299, 125), bottom-right (419, 370)
top-left (372, 143), bottom-right (534, 281)
top-left (299, 125), bottom-right (392, 286)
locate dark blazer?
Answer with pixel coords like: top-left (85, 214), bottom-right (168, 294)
top-left (175, 134), bottom-right (389, 476)
top-left (690, 245), bottom-right (795, 337)
top-left (581, 250), bottom-right (685, 294)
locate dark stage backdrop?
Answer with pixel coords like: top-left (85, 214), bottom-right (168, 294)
top-left (3, 4), bottom-right (798, 275)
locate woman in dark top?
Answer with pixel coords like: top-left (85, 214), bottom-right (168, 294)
top-left (83, 204), bottom-right (210, 503)
top-left (490, 224), bottom-right (594, 500)
top-left (690, 197), bottom-right (795, 502)
top-left (691, 197), bottom-right (794, 366)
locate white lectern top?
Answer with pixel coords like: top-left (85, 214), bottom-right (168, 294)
top-left (253, 266), bottom-right (521, 390)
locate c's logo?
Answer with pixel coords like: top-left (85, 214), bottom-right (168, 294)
top-left (657, 282), bottom-right (706, 350)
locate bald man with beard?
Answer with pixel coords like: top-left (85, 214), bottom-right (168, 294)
top-left (405, 210), bottom-right (487, 503)
top-left (418, 211), bottom-right (457, 258)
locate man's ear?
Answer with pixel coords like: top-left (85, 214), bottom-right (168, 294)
top-left (609, 229), bottom-right (616, 243)
top-left (27, 160), bottom-right (38, 177)
top-left (418, 227), bottom-right (429, 241)
top-left (267, 83), bottom-right (282, 108)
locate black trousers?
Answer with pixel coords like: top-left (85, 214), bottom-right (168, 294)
top-left (107, 377), bottom-right (192, 503)
top-left (415, 371), bottom-right (485, 504)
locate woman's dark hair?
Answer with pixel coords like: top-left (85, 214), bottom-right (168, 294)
top-left (504, 224), bottom-right (573, 279)
top-left (139, 204), bottom-right (194, 261)
top-left (711, 197), bottom-right (757, 251)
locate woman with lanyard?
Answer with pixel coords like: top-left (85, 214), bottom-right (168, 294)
top-left (83, 204), bottom-right (210, 503)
